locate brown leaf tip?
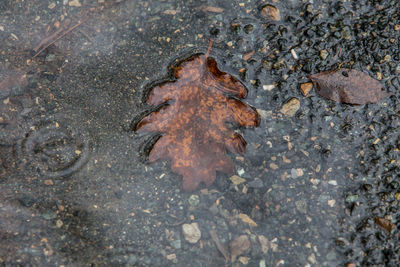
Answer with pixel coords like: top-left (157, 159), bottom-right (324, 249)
top-left (136, 53), bottom-right (259, 191)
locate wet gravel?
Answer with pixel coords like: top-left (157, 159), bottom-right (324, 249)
top-left (1, 0), bottom-right (400, 266)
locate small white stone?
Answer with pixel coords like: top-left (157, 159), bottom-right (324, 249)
top-left (263, 84), bottom-right (275, 91)
top-left (290, 49), bottom-right (298, 59)
top-left (10, 33), bottom-right (19, 40)
top-left (281, 98), bottom-right (300, 117)
top-left (308, 253), bottom-right (316, 264)
top-left (328, 180), bottom-right (337, 186)
top-left (328, 199), bottom-right (336, 207)
top-left (182, 223), bottom-right (201, 244)
top-left (237, 168), bottom-right (245, 176)
top-left (309, 178), bottom-right (320, 185)
top-left (166, 253), bottom-right (176, 260)
top-left (56, 219), bottom-right (63, 228)
top-left (69, 0), bottom-right (81, 7)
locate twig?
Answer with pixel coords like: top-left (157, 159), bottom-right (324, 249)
top-left (33, 19), bottom-right (71, 52)
top-left (205, 39), bottom-right (213, 58)
top-left (32, 18), bottom-right (88, 59)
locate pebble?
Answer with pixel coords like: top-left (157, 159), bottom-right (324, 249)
top-left (328, 199), bottom-right (336, 207)
top-left (182, 223), bottom-right (201, 244)
top-left (328, 180), bottom-right (337, 186)
top-left (308, 253), bottom-right (316, 264)
top-left (69, 0), bottom-right (81, 7)
top-left (270, 163), bottom-right (278, 170)
top-left (21, 108), bottom-right (33, 117)
top-left (56, 219), bottom-right (63, 228)
top-left (319, 49), bottom-right (329, 60)
top-left (280, 98), bottom-right (300, 117)
top-left (10, 33), bottom-right (18, 40)
top-left (45, 54), bottom-right (56, 62)
top-left (341, 26), bottom-right (352, 40)
top-left (44, 179), bottom-right (54, 185)
top-left (170, 239), bottom-right (181, 249)
top-left (291, 168), bottom-right (304, 178)
top-left (237, 168), bottom-right (245, 176)
top-left (326, 250), bottom-right (337, 261)
top-left (166, 253), bottom-right (176, 260)
top-left (290, 49), bottom-right (298, 59)
top-left (263, 84), bottom-right (275, 91)
top-left (248, 178), bottom-right (263, 188)
top-left (42, 209), bottom-right (57, 220)
top-left (188, 195), bottom-right (200, 206)
top-left (300, 82), bottom-right (313, 96)
top-left (295, 199), bottom-right (307, 214)
top-left (260, 5), bottom-right (281, 21)
top-left (345, 194), bottom-right (358, 203)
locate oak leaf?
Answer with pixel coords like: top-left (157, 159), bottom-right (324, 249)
top-left (135, 53), bottom-right (259, 191)
top-left (309, 68), bottom-right (388, 105)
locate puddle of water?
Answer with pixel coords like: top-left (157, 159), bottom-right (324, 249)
top-left (1, 0), bottom-right (400, 266)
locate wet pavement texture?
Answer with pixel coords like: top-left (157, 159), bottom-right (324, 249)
top-left (1, 0), bottom-right (400, 266)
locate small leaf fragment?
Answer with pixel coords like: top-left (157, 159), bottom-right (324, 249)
top-left (229, 235), bottom-right (250, 262)
top-left (237, 213), bottom-right (258, 227)
top-left (309, 68), bottom-right (388, 105)
top-left (230, 175), bottom-right (246, 185)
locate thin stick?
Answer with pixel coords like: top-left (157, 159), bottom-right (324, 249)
top-left (33, 20), bottom-right (71, 52)
top-left (32, 18), bottom-right (88, 58)
top-left (205, 39), bottom-right (213, 59)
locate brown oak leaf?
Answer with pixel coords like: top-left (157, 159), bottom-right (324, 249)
top-left (309, 68), bottom-right (388, 105)
top-left (135, 51), bottom-right (259, 191)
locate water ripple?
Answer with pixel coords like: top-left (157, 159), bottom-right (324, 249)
top-left (16, 113), bottom-right (90, 178)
